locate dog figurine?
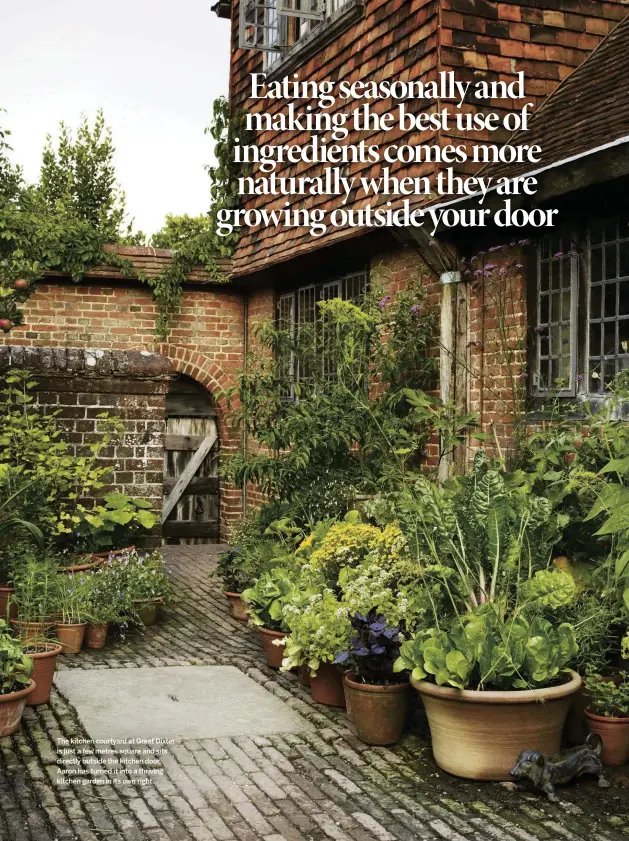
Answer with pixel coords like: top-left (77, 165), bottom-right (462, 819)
top-left (510, 733), bottom-right (610, 802)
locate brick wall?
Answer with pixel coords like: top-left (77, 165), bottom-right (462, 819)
top-left (0, 248), bottom-right (247, 540)
top-left (0, 347), bottom-right (171, 517)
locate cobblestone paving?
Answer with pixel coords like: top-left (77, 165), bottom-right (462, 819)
top-left (2, 545), bottom-right (629, 841)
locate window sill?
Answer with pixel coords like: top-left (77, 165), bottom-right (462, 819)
top-left (265, 0), bottom-right (365, 82)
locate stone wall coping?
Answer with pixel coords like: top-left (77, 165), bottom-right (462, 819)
top-left (0, 346), bottom-right (174, 380)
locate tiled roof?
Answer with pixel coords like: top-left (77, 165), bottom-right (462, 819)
top-left (483, 12), bottom-right (629, 182)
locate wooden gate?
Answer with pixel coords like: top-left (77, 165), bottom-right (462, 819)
top-left (162, 377), bottom-right (220, 544)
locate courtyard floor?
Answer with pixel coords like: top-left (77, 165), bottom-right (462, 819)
top-left (2, 545), bottom-right (629, 841)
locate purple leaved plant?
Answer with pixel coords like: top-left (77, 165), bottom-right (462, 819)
top-left (334, 609), bottom-right (404, 686)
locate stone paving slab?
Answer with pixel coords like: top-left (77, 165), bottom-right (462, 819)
top-left (54, 665), bottom-right (313, 741)
top-left (1, 544), bottom-right (629, 841)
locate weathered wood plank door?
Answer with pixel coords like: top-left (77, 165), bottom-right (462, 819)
top-left (162, 377), bottom-right (220, 544)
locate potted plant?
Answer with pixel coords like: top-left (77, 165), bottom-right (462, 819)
top-left (584, 673), bottom-right (629, 765)
top-left (282, 590), bottom-right (351, 706)
top-left (0, 624), bottom-right (35, 735)
top-left (242, 568), bottom-right (296, 668)
top-left (215, 547), bottom-right (252, 622)
top-left (22, 638), bottom-right (63, 706)
top-left (334, 610), bottom-right (408, 745)
top-left (82, 564), bottom-right (125, 649)
top-left (10, 555), bottom-right (57, 645)
top-left (392, 457), bottom-right (582, 780)
top-left (53, 573), bottom-right (90, 654)
top-left (109, 549), bottom-right (170, 627)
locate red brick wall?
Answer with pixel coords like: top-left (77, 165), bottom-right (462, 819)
top-left (0, 265), bottom-right (247, 540)
top-left (226, 0), bottom-right (627, 275)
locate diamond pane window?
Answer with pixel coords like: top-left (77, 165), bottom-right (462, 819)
top-left (588, 217), bottom-right (629, 393)
top-left (534, 235), bottom-right (577, 395)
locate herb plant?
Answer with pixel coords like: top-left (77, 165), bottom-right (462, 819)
top-left (0, 621), bottom-right (33, 695)
top-left (585, 673), bottom-right (629, 718)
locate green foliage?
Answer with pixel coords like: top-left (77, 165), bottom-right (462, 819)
top-left (0, 620), bottom-right (33, 695)
top-left (0, 111), bottom-right (139, 329)
top-left (394, 605), bottom-right (578, 690)
top-left (107, 549), bottom-right (170, 612)
top-left (65, 492), bottom-right (158, 553)
top-left (584, 673), bottom-right (629, 718)
top-left (53, 572), bottom-right (91, 624)
top-left (281, 590), bottom-right (351, 675)
top-left (522, 568), bottom-right (577, 609)
top-left (242, 567), bottom-right (297, 631)
top-left (224, 279), bottom-right (443, 511)
top-left (11, 554), bottom-right (58, 624)
top-left (83, 563), bottom-right (128, 626)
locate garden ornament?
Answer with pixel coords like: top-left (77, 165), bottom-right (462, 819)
top-left (510, 733), bottom-right (610, 802)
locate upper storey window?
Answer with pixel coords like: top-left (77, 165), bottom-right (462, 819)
top-left (239, 0), bottom-right (361, 74)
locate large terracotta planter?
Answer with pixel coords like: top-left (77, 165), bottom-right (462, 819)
top-left (411, 671), bottom-right (582, 781)
top-left (134, 598), bottom-right (163, 626)
top-left (85, 623), bottom-right (109, 649)
top-left (57, 556), bottom-right (99, 574)
top-left (258, 628), bottom-right (287, 669)
top-left (0, 680), bottom-right (36, 737)
top-left (345, 673), bottom-right (409, 745)
top-left (311, 663), bottom-right (346, 708)
top-left (0, 587), bottom-right (17, 621)
top-left (26, 644), bottom-right (62, 706)
top-left (224, 592), bottom-right (249, 623)
top-left (585, 709), bottom-right (629, 766)
top-left (56, 622), bottom-right (87, 655)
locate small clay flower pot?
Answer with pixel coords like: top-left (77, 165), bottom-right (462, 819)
top-left (224, 592), bottom-right (249, 623)
top-left (0, 680), bottom-right (36, 737)
top-left (56, 623), bottom-right (87, 655)
top-left (310, 663), bottom-right (346, 708)
top-left (258, 628), bottom-right (287, 669)
top-left (85, 623), bottom-right (109, 649)
top-left (299, 664), bottom-right (311, 688)
top-left (134, 599), bottom-right (162, 626)
top-left (10, 619), bottom-right (53, 646)
top-left (344, 673), bottom-right (409, 745)
top-left (0, 587), bottom-right (17, 621)
top-left (25, 644), bottom-right (62, 706)
top-left (585, 708), bottom-right (629, 766)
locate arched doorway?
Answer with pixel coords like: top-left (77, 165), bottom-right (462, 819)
top-left (162, 374), bottom-right (220, 544)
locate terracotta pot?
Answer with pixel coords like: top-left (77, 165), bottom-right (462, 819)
top-left (25, 644), bottom-right (62, 706)
top-left (0, 680), bottom-right (36, 737)
top-left (565, 674), bottom-right (622, 746)
top-left (299, 664), bottom-right (311, 687)
top-left (10, 619), bottom-right (53, 646)
top-left (0, 587), bottom-right (17, 621)
top-left (411, 671), bottom-right (582, 781)
top-left (92, 545), bottom-right (135, 561)
top-left (345, 673), bottom-right (409, 745)
top-left (55, 623), bottom-right (87, 655)
top-left (258, 628), bottom-right (287, 669)
top-left (133, 598), bottom-right (162, 626)
top-left (310, 663), bottom-right (346, 708)
top-left (224, 592), bottom-right (249, 623)
top-left (85, 623), bottom-right (109, 649)
top-left (585, 709), bottom-right (629, 766)
top-left (57, 557), bottom-right (99, 574)
top-left (343, 671), bottom-right (354, 722)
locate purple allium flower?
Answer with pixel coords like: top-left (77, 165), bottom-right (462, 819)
top-left (577, 374), bottom-right (584, 384)
top-left (515, 263), bottom-right (523, 269)
top-left (554, 251), bottom-right (564, 259)
top-left (534, 326), bottom-right (545, 333)
top-left (474, 269), bottom-right (483, 277)
top-left (377, 296), bottom-right (391, 310)
top-left (499, 267), bottom-right (507, 276)
top-left (484, 264), bottom-right (497, 271)
top-left (519, 372), bottom-right (528, 379)
top-left (410, 304), bottom-right (420, 315)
